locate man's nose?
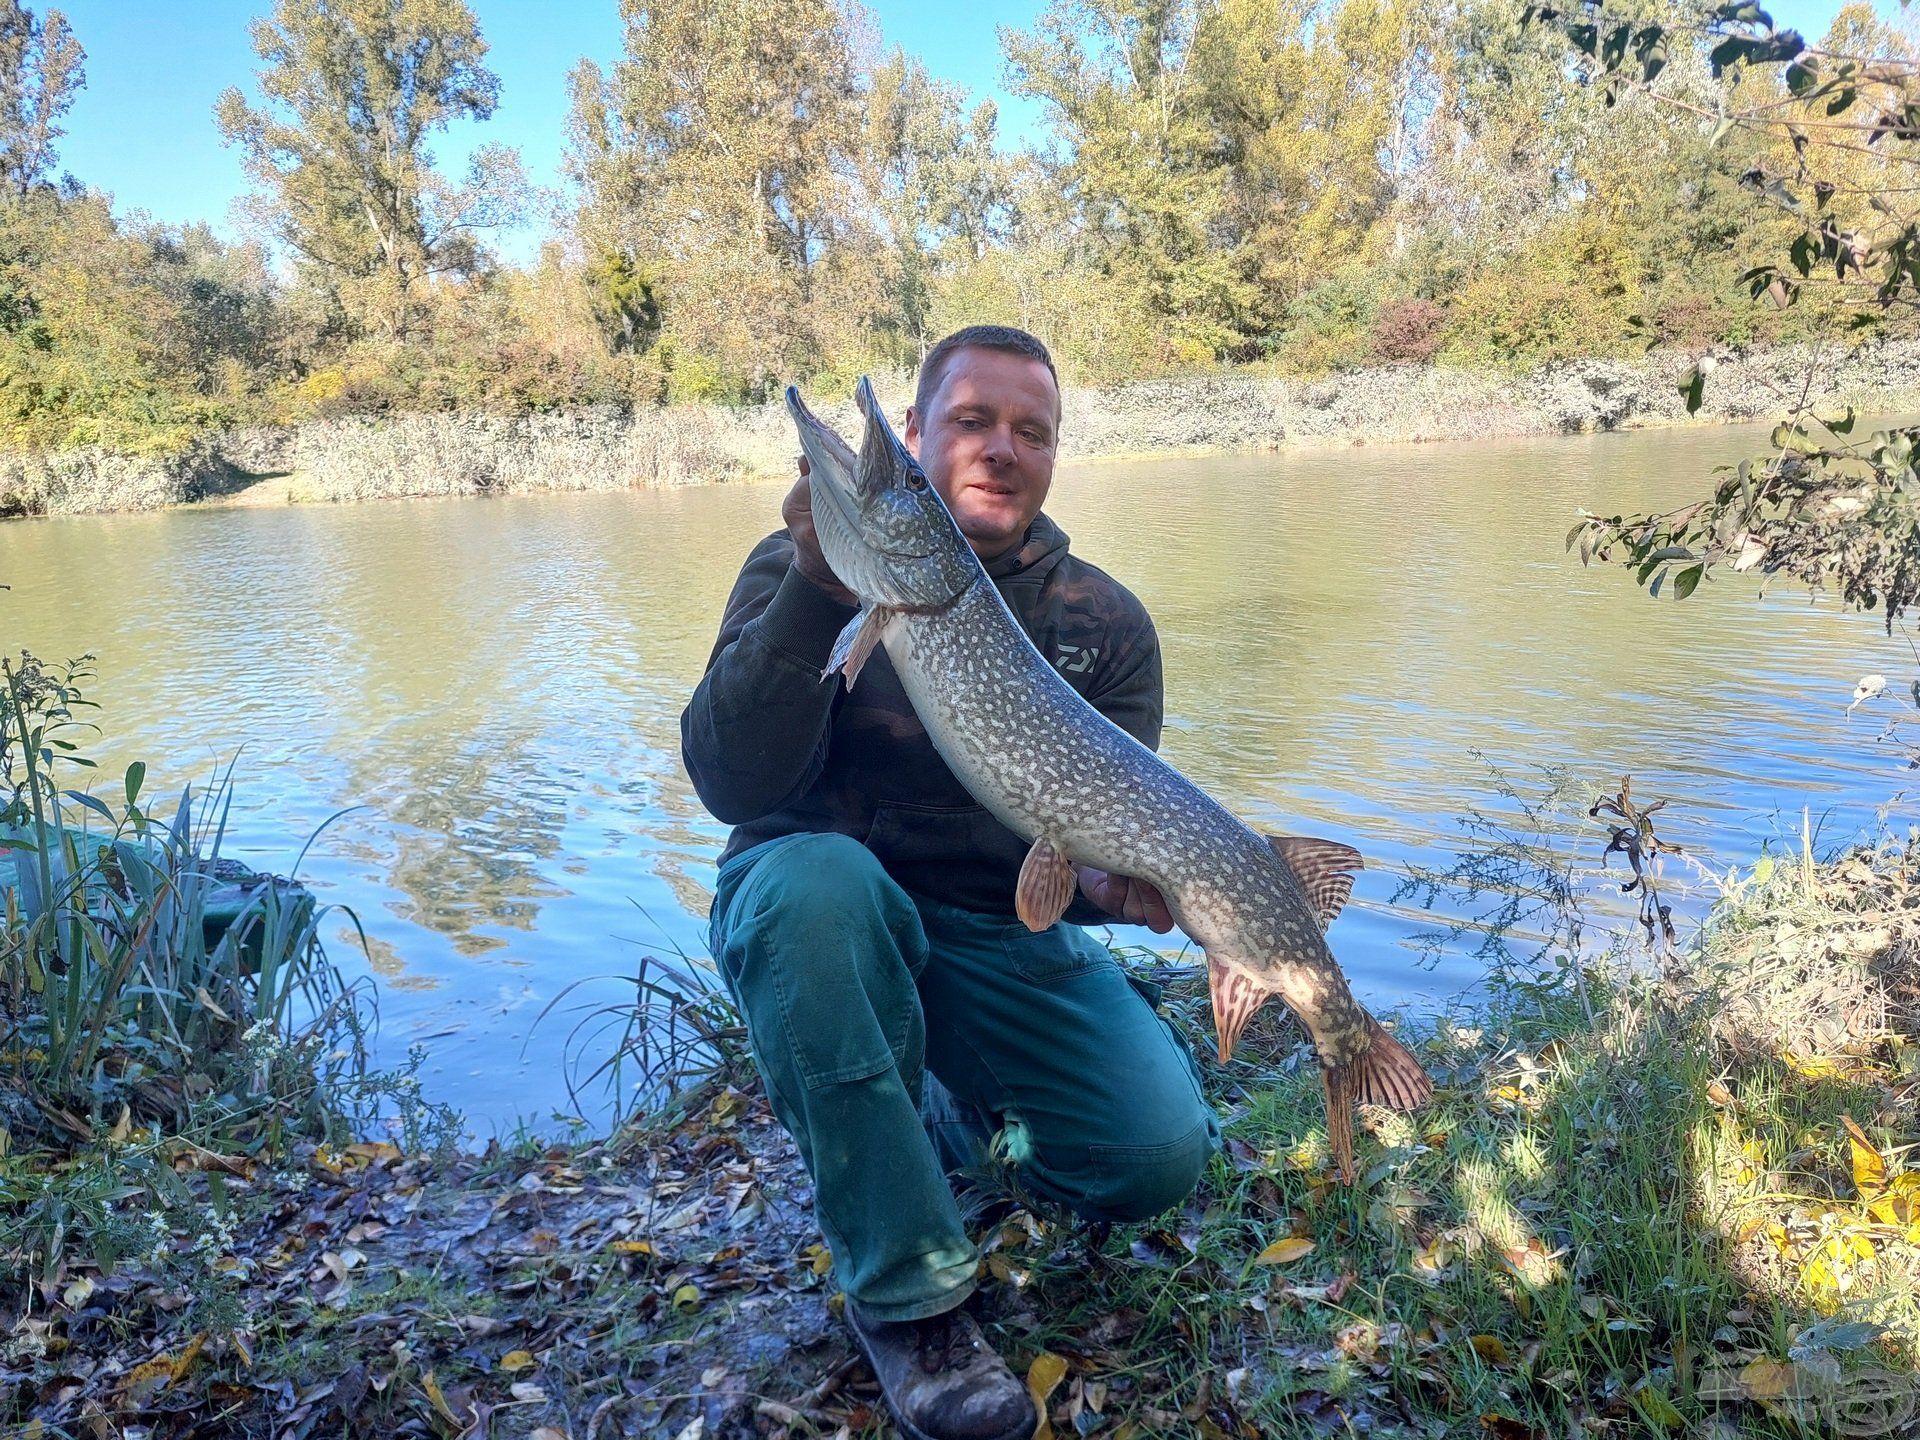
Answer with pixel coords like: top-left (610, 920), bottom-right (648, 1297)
top-left (981, 424), bottom-right (1016, 466)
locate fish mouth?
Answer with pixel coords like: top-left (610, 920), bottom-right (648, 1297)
top-left (855, 376), bottom-right (922, 484)
top-left (784, 384), bottom-right (862, 530)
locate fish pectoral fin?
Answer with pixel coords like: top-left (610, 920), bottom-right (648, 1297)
top-left (1268, 835), bottom-right (1364, 931)
top-left (824, 605), bottom-right (892, 690)
top-left (1206, 956), bottom-right (1273, 1062)
top-left (1015, 837), bottom-right (1077, 932)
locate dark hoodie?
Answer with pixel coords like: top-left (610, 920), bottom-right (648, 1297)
top-left (680, 513), bottom-right (1164, 920)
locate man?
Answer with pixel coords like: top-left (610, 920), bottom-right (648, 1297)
top-left (681, 326), bottom-right (1219, 1440)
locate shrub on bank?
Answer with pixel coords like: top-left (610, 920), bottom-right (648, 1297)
top-left (0, 650), bottom-right (443, 1288)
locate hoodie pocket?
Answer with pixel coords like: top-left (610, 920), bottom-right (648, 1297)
top-left (864, 799), bottom-right (1028, 911)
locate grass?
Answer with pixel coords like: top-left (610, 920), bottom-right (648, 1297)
top-left (5, 695), bottom-right (1917, 1437)
top-left (964, 811), bottom-right (1920, 1439)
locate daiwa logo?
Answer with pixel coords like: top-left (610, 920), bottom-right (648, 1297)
top-left (1054, 645), bottom-right (1099, 674)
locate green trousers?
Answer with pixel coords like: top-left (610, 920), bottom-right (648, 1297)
top-left (709, 831), bottom-right (1220, 1321)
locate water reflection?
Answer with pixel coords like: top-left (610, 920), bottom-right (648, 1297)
top-left (0, 420), bottom-right (1911, 1135)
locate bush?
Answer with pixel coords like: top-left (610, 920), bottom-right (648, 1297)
top-left (1272, 270), bottom-right (1379, 376)
top-left (1370, 297), bottom-right (1447, 363)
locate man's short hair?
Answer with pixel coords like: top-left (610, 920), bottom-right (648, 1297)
top-left (913, 325), bottom-right (1060, 420)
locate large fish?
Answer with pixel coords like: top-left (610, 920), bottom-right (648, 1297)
top-left (788, 378), bottom-right (1432, 1180)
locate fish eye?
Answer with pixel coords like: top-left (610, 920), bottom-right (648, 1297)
top-left (906, 470), bottom-right (927, 490)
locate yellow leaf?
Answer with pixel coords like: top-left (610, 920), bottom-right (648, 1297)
top-left (63, 1276), bottom-right (95, 1309)
top-left (609, 1240), bottom-right (655, 1256)
top-left (806, 1243), bottom-right (832, 1277)
top-left (1028, 1351), bottom-right (1068, 1440)
top-left (344, 1141), bottom-right (402, 1164)
top-left (1841, 1115), bottom-right (1887, 1198)
top-left (421, 1370), bottom-right (461, 1426)
top-left (1740, 1358), bottom-right (1798, 1400)
top-left (1255, 1237), bottom-right (1316, 1266)
top-left (171, 1333), bottom-right (205, 1383)
top-left (1469, 1335), bottom-right (1511, 1367)
top-left (672, 1284), bottom-right (700, 1311)
top-left (500, 1350), bottom-right (535, 1373)
top-left (1868, 1172), bottom-right (1920, 1226)
top-left (1637, 1386), bottom-right (1683, 1430)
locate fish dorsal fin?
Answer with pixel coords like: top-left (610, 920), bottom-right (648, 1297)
top-left (1016, 837), bottom-right (1077, 932)
top-left (1268, 835), bottom-right (1363, 931)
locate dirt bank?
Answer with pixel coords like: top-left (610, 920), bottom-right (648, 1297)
top-left (9, 340), bottom-right (1920, 516)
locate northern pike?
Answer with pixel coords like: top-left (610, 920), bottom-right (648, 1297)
top-left (787, 378), bottom-right (1432, 1180)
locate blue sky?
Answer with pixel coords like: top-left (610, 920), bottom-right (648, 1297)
top-left (56, 0), bottom-right (1863, 262)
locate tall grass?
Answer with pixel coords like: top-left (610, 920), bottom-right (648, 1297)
top-left (0, 649), bottom-right (379, 1278)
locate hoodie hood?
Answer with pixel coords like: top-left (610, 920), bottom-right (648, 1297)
top-left (983, 512), bottom-right (1071, 586)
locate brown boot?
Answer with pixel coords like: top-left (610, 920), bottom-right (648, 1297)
top-left (846, 1299), bottom-right (1035, 1440)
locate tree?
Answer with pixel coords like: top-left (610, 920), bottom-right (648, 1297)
top-left (0, 0), bottom-right (82, 198)
top-left (216, 0), bottom-right (525, 344)
top-left (567, 0), bottom-right (866, 396)
top-left (852, 48), bottom-right (1015, 365)
top-left (1005, 0), bottom-right (1258, 360)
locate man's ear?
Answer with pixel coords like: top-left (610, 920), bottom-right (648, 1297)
top-left (902, 405), bottom-right (922, 460)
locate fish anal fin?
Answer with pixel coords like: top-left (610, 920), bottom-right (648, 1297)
top-left (1206, 956), bottom-right (1274, 1062)
top-left (1351, 1015), bottom-right (1433, 1112)
top-left (824, 605), bottom-right (892, 690)
top-left (1016, 837), bottom-right (1077, 933)
top-left (1269, 835), bottom-right (1364, 931)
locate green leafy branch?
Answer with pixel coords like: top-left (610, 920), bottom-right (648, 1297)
top-left (1529, 0), bottom-right (1920, 622)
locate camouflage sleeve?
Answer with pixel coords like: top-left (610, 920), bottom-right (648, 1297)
top-left (1085, 605), bottom-right (1164, 754)
top-left (679, 533), bottom-right (859, 825)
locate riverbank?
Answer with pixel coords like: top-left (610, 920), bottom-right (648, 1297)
top-left (8, 339), bottom-right (1920, 517)
top-left (7, 823), bottom-right (1917, 1439)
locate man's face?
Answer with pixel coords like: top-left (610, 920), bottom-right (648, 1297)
top-left (904, 346), bottom-right (1060, 558)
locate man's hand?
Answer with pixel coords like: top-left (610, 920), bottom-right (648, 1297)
top-left (782, 457), bottom-right (857, 606)
top-left (1075, 866), bottom-right (1174, 933)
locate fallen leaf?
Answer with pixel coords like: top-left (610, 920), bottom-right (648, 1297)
top-left (1841, 1115), bottom-right (1887, 1198)
top-left (672, 1284), bottom-right (700, 1311)
top-left (531, 1430), bottom-right (569, 1440)
top-left (510, 1381), bottom-right (548, 1402)
top-left (1479, 1414), bottom-right (1546, 1440)
top-left (1255, 1237), bottom-right (1315, 1266)
top-left (1029, 1351), bottom-right (1069, 1440)
top-left (421, 1370), bottom-right (461, 1426)
top-left (500, 1350), bottom-right (535, 1373)
top-left (1740, 1357), bottom-right (1800, 1400)
top-left (1637, 1385), bottom-right (1684, 1429)
top-left (1470, 1335), bottom-right (1511, 1367)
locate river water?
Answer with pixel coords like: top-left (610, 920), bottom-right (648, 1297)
top-left (2, 420), bottom-right (1913, 1137)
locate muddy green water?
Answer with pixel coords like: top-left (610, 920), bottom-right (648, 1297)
top-left (2, 422), bottom-right (1912, 1136)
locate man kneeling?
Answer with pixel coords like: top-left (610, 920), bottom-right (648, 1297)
top-left (680, 326), bottom-right (1219, 1440)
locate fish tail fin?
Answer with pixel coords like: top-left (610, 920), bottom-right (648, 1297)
top-left (1322, 1019), bottom-right (1431, 1186)
top-left (1352, 1016), bottom-right (1433, 1112)
top-left (1321, 1064), bottom-right (1356, 1184)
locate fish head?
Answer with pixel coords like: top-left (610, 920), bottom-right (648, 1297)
top-left (786, 377), bottom-right (978, 611)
